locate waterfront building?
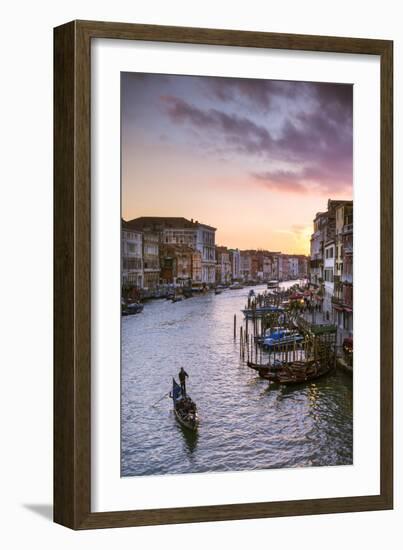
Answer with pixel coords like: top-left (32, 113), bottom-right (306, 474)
top-left (310, 211), bottom-right (327, 286)
top-left (262, 255), bottom-right (272, 281)
top-left (215, 246), bottom-right (232, 284)
top-left (288, 256), bottom-right (299, 279)
top-left (254, 251), bottom-right (275, 281)
top-left (310, 200), bottom-right (347, 288)
top-left (309, 199), bottom-right (353, 341)
top-left (250, 252), bottom-right (259, 280)
top-left (229, 248), bottom-right (241, 281)
top-left (278, 254), bottom-right (290, 281)
top-left (191, 250), bottom-right (202, 286)
top-left (159, 244), bottom-right (194, 286)
top-left (297, 255), bottom-right (308, 278)
top-left (126, 217), bottom-right (216, 285)
top-left (142, 231), bottom-right (160, 289)
top-left (324, 240), bottom-right (336, 318)
top-left (332, 202), bottom-right (353, 343)
top-left (271, 254), bottom-right (280, 280)
top-left (122, 221), bottom-right (143, 289)
top-left (240, 251), bottom-right (252, 281)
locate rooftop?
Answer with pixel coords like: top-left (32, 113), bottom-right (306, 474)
top-left (126, 217), bottom-right (216, 232)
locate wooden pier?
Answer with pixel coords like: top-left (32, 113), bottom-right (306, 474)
top-left (238, 286), bottom-right (337, 385)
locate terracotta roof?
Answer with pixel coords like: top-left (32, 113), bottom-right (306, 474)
top-left (126, 217), bottom-right (216, 231)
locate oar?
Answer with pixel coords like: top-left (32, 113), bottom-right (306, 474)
top-left (151, 392), bottom-right (170, 408)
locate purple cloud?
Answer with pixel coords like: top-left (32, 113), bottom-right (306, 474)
top-left (251, 163), bottom-right (351, 195)
top-left (161, 95), bottom-right (274, 154)
top-left (160, 78), bottom-right (352, 196)
top-left (203, 78), bottom-right (303, 110)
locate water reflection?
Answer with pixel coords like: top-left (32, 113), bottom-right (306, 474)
top-left (121, 282), bottom-right (353, 476)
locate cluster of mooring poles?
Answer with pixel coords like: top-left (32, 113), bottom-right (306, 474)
top-left (233, 284), bottom-right (337, 385)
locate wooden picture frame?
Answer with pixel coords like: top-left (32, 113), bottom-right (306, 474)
top-left (54, 20), bottom-right (393, 529)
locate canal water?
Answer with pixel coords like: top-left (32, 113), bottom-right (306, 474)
top-left (121, 281), bottom-right (353, 477)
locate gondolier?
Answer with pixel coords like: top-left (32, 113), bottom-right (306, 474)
top-left (179, 367), bottom-right (189, 396)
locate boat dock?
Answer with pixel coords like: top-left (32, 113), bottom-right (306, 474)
top-left (236, 284), bottom-right (347, 384)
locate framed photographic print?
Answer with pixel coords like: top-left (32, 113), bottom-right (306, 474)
top-left (54, 20), bottom-right (393, 529)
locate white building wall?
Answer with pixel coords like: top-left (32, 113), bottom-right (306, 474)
top-left (323, 243), bottom-right (335, 319)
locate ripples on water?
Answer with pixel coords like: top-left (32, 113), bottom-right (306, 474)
top-left (121, 283), bottom-right (353, 476)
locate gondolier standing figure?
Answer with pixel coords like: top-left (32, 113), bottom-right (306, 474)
top-left (179, 367), bottom-right (189, 397)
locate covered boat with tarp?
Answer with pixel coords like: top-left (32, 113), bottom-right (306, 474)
top-left (262, 328), bottom-right (303, 349)
top-left (121, 301), bottom-right (144, 316)
top-left (267, 280), bottom-right (279, 289)
top-left (169, 378), bottom-right (199, 431)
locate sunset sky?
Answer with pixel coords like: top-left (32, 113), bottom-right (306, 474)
top-left (121, 73), bottom-right (353, 255)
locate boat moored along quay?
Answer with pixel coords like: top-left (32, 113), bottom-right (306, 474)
top-left (238, 281), bottom-right (340, 386)
top-left (121, 301), bottom-right (144, 316)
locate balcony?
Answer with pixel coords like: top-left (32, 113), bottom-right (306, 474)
top-left (342, 223), bottom-right (353, 235)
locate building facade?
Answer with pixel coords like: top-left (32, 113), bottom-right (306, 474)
top-left (309, 200), bottom-right (353, 343)
top-left (127, 217), bottom-right (216, 285)
top-left (310, 211), bottom-right (326, 286)
top-left (142, 232), bottom-right (160, 289)
top-left (122, 221), bottom-right (143, 288)
top-left (323, 240), bottom-right (335, 318)
top-left (288, 256), bottom-right (299, 279)
top-left (229, 249), bottom-right (241, 281)
top-left (297, 256), bottom-right (308, 278)
top-left (215, 246), bottom-right (232, 284)
top-left (159, 244), bottom-right (194, 285)
top-left (240, 252), bottom-right (252, 281)
top-left (332, 202), bottom-right (353, 342)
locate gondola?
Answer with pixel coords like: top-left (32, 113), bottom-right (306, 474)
top-left (229, 282), bottom-right (244, 289)
top-left (247, 359), bottom-right (284, 372)
top-left (267, 280), bottom-right (279, 289)
top-left (170, 378), bottom-right (199, 431)
top-left (257, 360), bottom-right (333, 385)
top-left (121, 302), bottom-right (144, 316)
top-left (171, 295), bottom-right (184, 303)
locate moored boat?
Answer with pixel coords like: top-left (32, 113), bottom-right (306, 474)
top-left (262, 329), bottom-right (303, 349)
top-left (258, 360), bottom-right (333, 384)
top-left (229, 282), bottom-right (244, 289)
top-left (247, 359), bottom-right (284, 372)
top-left (121, 302), bottom-right (144, 316)
top-left (170, 378), bottom-right (199, 431)
top-left (267, 280), bottom-right (279, 289)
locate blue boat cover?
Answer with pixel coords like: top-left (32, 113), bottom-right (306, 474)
top-left (172, 378), bottom-right (183, 402)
